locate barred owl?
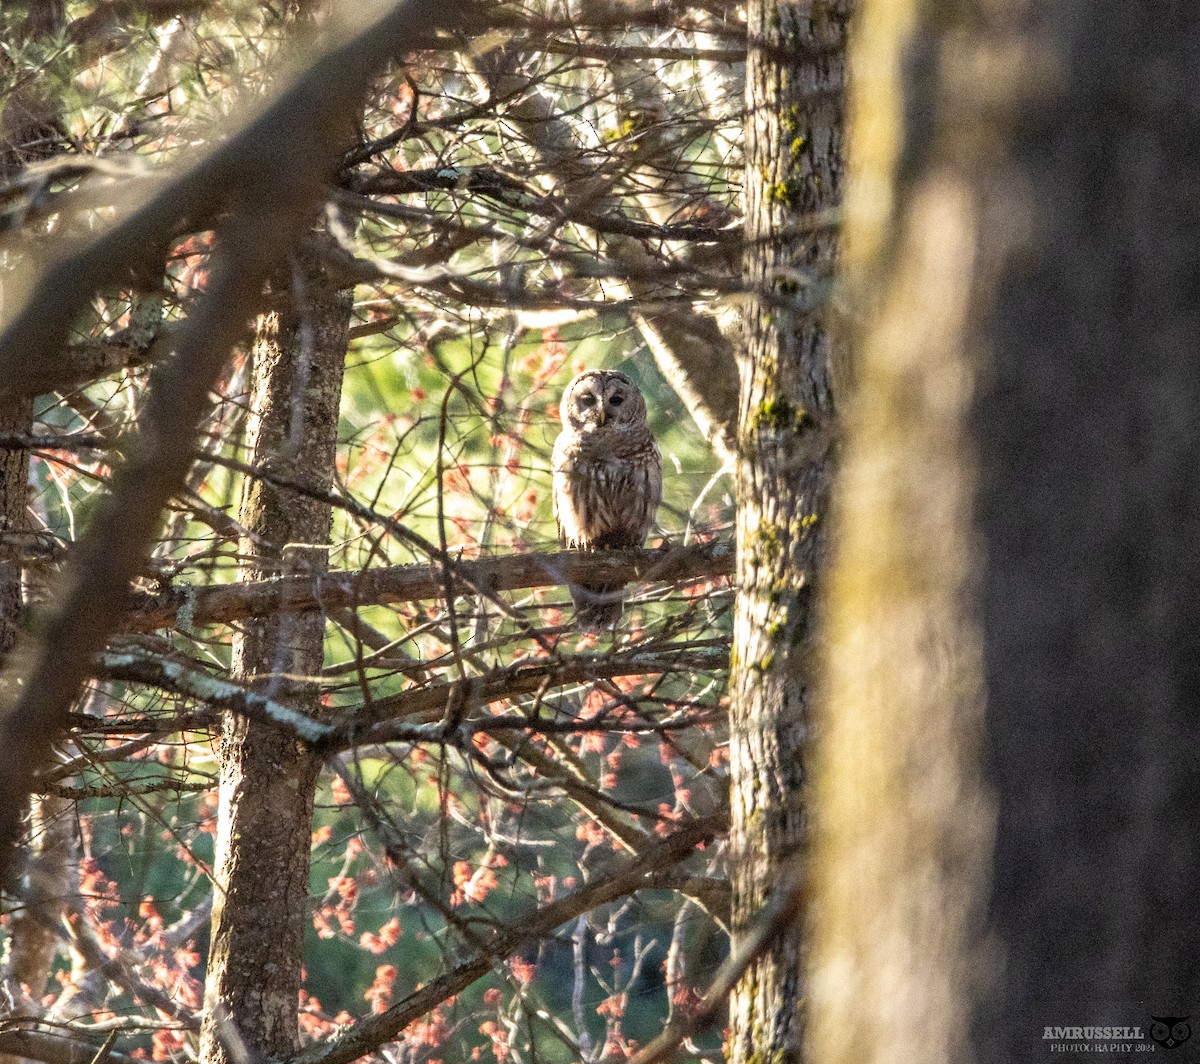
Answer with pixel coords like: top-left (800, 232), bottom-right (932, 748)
top-left (552, 370), bottom-right (662, 631)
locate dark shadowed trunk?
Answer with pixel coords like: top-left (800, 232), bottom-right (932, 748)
top-left (974, 4), bottom-right (1200, 1047)
top-left (727, 2), bottom-right (846, 1062)
top-left (810, 2), bottom-right (1200, 1063)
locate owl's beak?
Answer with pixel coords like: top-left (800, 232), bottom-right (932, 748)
top-left (596, 407), bottom-right (606, 425)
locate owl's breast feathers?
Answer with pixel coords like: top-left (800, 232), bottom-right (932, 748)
top-left (552, 426), bottom-right (662, 550)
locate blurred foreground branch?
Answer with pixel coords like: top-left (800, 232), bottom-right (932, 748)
top-left (0, 0), bottom-right (469, 885)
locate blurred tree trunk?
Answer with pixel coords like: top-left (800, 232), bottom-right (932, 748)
top-left (809, 3), bottom-right (1200, 1064)
top-left (727, 2), bottom-right (846, 1062)
top-left (198, 256), bottom-right (350, 1064)
top-left (0, 11), bottom-right (74, 1062)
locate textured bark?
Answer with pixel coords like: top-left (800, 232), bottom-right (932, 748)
top-left (0, 401), bottom-right (30, 660)
top-left (198, 263), bottom-right (350, 1064)
top-left (123, 542), bottom-right (734, 632)
top-left (0, 797), bottom-right (71, 986)
top-left (0, 797), bottom-right (74, 1064)
top-left (809, 3), bottom-right (1200, 1064)
top-left (727, 3), bottom-right (845, 1062)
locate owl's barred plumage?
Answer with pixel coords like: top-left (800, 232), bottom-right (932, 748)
top-left (552, 370), bottom-right (662, 631)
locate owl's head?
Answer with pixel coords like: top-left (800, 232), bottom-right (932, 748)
top-left (559, 370), bottom-right (647, 434)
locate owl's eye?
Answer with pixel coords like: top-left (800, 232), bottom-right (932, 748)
top-left (609, 395), bottom-right (624, 407)
top-left (578, 393), bottom-right (597, 407)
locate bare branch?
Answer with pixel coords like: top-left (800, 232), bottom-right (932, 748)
top-left (326, 645), bottom-right (728, 751)
top-left (84, 641), bottom-right (727, 755)
top-left (0, 0), bottom-right (470, 882)
top-left (0, 1029), bottom-right (138, 1064)
top-left (0, 0), bottom-right (465, 402)
top-left (289, 813), bottom-right (725, 1064)
top-left (347, 172), bottom-right (742, 244)
top-left (124, 542), bottom-right (734, 632)
top-left (625, 864), bottom-right (805, 1064)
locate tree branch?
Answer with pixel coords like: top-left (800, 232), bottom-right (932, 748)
top-left (465, 45), bottom-right (742, 461)
top-left (350, 169), bottom-right (741, 244)
top-left (0, 1029), bottom-right (137, 1064)
top-left (0, 0), bottom-right (464, 402)
top-left (86, 642), bottom-right (727, 754)
top-left (123, 542), bottom-right (734, 632)
top-left (0, 0), bottom-right (471, 883)
top-left (625, 864), bottom-right (805, 1064)
top-left (321, 645), bottom-right (729, 751)
top-left (287, 813), bottom-right (725, 1064)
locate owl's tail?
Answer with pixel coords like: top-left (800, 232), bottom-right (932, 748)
top-left (570, 582), bottom-right (626, 633)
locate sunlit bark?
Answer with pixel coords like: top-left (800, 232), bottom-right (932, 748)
top-left (199, 262), bottom-right (350, 1064)
top-left (727, 2), bottom-right (846, 1061)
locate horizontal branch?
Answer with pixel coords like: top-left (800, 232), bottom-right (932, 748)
top-left (0, 1028), bottom-right (137, 1064)
top-left (323, 644), bottom-right (729, 751)
top-left (351, 168), bottom-right (742, 244)
top-left (123, 542), bottom-right (734, 632)
top-left (88, 642), bottom-right (727, 753)
top-left (62, 331), bottom-right (164, 386)
top-left (534, 38), bottom-right (745, 64)
top-left (288, 812), bottom-right (725, 1064)
top-left (35, 775), bottom-right (210, 799)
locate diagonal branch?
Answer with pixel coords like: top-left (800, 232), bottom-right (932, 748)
top-left (288, 813), bottom-right (725, 1064)
top-left (0, 0), bottom-right (464, 403)
top-left (625, 863), bottom-right (806, 1064)
top-left (87, 642), bottom-right (728, 755)
top-left (0, 0), bottom-right (471, 884)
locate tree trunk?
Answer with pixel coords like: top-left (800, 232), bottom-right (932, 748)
top-left (0, 402), bottom-right (29, 661)
top-left (199, 258), bottom-right (350, 1064)
top-left (727, 3), bottom-right (845, 1062)
top-left (809, 2), bottom-right (1200, 1063)
top-left (0, 796), bottom-right (73, 1064)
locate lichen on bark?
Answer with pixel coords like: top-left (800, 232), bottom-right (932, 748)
top-left (727, 2), bottom-right (846, 1062)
